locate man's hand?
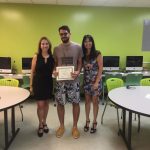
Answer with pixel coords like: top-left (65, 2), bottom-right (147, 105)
top-left (71, 71), bottom-right (80, 79)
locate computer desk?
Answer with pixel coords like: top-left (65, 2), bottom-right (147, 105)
top-left (0, 74), bottom-right (30, 79)
top-left (103, 71), bottom-right (150, 77)
top-left (0, 71), bottom-right (150, 78)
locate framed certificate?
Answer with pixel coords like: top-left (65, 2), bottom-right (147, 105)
top-left (56, 66), bottom-right (74, 81)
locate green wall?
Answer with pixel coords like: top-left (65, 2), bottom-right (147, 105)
top-left (0, 3), bottom-right (150, 73)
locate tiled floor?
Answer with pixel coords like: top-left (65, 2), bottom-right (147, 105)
top-left (0, 99), bottom-right (150, 150)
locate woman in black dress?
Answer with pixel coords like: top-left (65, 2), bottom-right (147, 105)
top-left (30, 37), bottom-right (54, 137)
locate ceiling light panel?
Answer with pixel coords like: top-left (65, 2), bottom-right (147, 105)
top-left (57, 0), bottom-right (82, 5)
top-left (32, 0), bottom-right (56, 4)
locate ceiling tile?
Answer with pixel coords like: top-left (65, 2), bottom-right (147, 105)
top-left (7, 0), bottom-right (31, 3)
top-left (81, 0), bottom-right (107, 6)
top-left (0, 0), bottom-right (7, 2)
top-left (126, 1), bottom-right (150, 7)
top-left (0, 0), bottom-right (150, 7)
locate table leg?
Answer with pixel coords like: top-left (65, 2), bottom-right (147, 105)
top-left (3, 107), bottom-right (20, 150)
top-left (127, 111), bottom-right (132, 150)
top-left (122, 109), bottom-right (126, 137)
top-left (4, 109), bottom-right (8, 149)
top-left (119, 109), bottom-right (132, 150)
top-left (11, 107), bottom-right (16, 135)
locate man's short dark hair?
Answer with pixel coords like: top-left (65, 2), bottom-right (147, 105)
top-left (58, 25), bottom-right (70, 33)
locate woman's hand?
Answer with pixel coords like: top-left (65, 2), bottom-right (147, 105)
top-left (85, 64), bottom-right (93, 70)
top-left (30, 86), bottom-right (33, 95)
top-left (53, 70), bottom-right (58, 78)
top-left (93, 82), bottom-right (98, 90)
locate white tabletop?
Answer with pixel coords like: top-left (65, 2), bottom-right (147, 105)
top-left (0, 86), bottom-right (30, 110)
top-left (108, 86), bottom-right (150, 116)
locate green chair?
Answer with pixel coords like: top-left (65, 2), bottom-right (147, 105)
top-left (140, 78), bottom-right (150, 86)
top-left (21, 75), bottom-right (30, 89)
top-left (125, 73), bottom-right (143, 86)
top-left (102, 73), bottom-right (122, 104)
top-left (101, 78), bottom-right (124, 130)
top-left (0, 78), bottom-right (19, 86)
top-left (0, 78), bottom-right (24, 121)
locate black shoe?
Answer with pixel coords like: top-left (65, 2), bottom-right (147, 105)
top-left (43, 124), bottom-right (49, 133)
top-left (90, 122), bottom-right (97, 134)
top-left (84, 120), bottom-right (90, 132)
top-left (37, 127), bottom-right (43, 137)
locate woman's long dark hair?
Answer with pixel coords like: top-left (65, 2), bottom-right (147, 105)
top-left (82, 35), bottom-right (100, 61)
top-left (37, 36), bottom-right (52, 56)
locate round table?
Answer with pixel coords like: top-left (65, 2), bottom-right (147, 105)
top-left (0, 86), bottom-right (30, 150)
top-left (108, 86), bottom-right (150, 150)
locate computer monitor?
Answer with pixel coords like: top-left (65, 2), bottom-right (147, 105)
top-left (103, 56), bottom-right (120, 71)
top-left (22, 57), bottom-right (32, 74)
top-left (126, 56), bottom-right (143, 71)
top-left (0, 57), bottom-right (11, 73)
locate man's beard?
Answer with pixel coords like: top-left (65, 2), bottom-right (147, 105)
top-left (61, 37), bottom-right (69, 43)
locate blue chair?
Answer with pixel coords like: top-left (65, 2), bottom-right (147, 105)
top-left (125, 73), bottom-right (143, 86)
top-left (21, 75), bottom-right (30, 89)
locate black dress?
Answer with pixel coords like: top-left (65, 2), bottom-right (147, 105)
top-left (33, 54), bottom-right (54, 100)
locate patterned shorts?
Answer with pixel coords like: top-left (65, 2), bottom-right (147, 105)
top-left (54, 80), bottom-right (80, 105)
top-left (84, 80), bottom-right (102, 96)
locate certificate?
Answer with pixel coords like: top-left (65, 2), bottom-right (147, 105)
top-left (56, 66), bottom-right (74, 81)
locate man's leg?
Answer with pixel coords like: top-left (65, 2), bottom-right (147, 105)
top-left (72, 103), bottom-right (80, 139)
top-left (55, 82), bottom-right (66, 138)
top-left (57, 103), bottom-right (65, 127)
top-left (73, 103), bottom-right (80, 128)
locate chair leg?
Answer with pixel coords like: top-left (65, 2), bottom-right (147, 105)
top-left (138, 114), bottom-right (140, 133)
top-left (101, 101), bottom-right (108, 124)
top-left (102, 84), bottom-right (105, 105)
top-left (19, 104), bottom-right (23, 122)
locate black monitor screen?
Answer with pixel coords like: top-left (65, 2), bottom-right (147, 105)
top-left (103, 56), bottom-right (120, 67)
top-left (22, 57), bottom-right (32, 69)
top-left (0, 57), bottom-right (11, 69)
top-left (126, 56), bottom-right (143, 67)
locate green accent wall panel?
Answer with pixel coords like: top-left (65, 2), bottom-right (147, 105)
top-left (0, 4), bottom-right (150, 72)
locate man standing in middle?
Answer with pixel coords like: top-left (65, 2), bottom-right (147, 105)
top-left (53, 25), bottom-right (82, 139)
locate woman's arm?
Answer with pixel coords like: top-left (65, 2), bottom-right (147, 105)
top-left (30, 54), bottom-right (37, 91)
top-left (93, 54), bottom-right (103, 89)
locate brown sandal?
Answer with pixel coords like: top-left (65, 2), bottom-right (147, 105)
top-left (90, 122), bottom-right (97, 133)
top-left (84, 120), bottom-right (90, 132)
